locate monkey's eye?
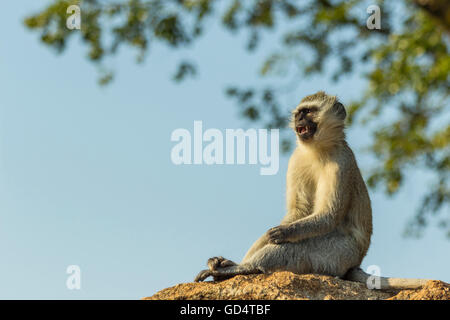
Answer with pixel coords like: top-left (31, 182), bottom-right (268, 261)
top-left (304, 107), bottom-right (318, 115)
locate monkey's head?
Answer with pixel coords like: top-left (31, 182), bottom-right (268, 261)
top-left (290, 91), bottom-right (347, 145)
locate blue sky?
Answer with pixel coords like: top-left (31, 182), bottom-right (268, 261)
top-left (0, 1), bottom-right (448, 299)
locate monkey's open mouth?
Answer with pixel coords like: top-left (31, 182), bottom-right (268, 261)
top-left (296, 126), bottom-right (309, 134)
top-left (296, 125), bottom-right (316, 138)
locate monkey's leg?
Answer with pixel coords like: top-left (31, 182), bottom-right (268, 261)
top-left (241, 233), bottom-right (270, 264)
top-left (243, 231), bottom-right (362, 277)
top-left (195, 264), bottom-right (262, 282)
top-left (195, 240), bottom-right (308, 282)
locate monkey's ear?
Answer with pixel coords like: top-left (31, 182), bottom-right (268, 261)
top-left (333, 102), bottom-right (347, 120)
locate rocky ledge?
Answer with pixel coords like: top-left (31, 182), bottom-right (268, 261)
top-left (144, 272), bottom-right (449, 300)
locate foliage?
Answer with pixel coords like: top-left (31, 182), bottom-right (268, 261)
top-left (24, 0), bottom-right (449, 237)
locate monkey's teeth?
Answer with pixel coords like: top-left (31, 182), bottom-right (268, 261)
top-left (297, 127), bottom-right (309, 134)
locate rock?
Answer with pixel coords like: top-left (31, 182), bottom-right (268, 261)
top-left (387, 280), bottom-right (450, 300)
top-left (144, 272), bottom-right (449, 300)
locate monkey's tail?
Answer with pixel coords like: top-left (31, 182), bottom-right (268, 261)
top-left (344, 267), bottom-right (430, 290)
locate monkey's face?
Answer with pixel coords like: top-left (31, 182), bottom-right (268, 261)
top-left (294, 107), bottom-right (318, 141)
top-left (292, 93), bottom-right (347, 145)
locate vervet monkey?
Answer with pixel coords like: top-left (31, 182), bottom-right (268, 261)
top-left (195, 92), bottom-right (429, 290)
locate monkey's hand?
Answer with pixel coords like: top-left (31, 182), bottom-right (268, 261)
top-left (266, 225), bottom-right (293, 244)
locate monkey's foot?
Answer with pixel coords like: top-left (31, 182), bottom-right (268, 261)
top-left (195, 269), bottom-right (214, 282)
top-left (194, 265), bottom-right (262, 282)
top-left (194, 268), bottom-right (234, 282)
top-left (207, 256), bottom-right (237, 270)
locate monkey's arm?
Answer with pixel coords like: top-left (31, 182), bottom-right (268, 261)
top-left (267, 162), bottom-right (349, 244)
